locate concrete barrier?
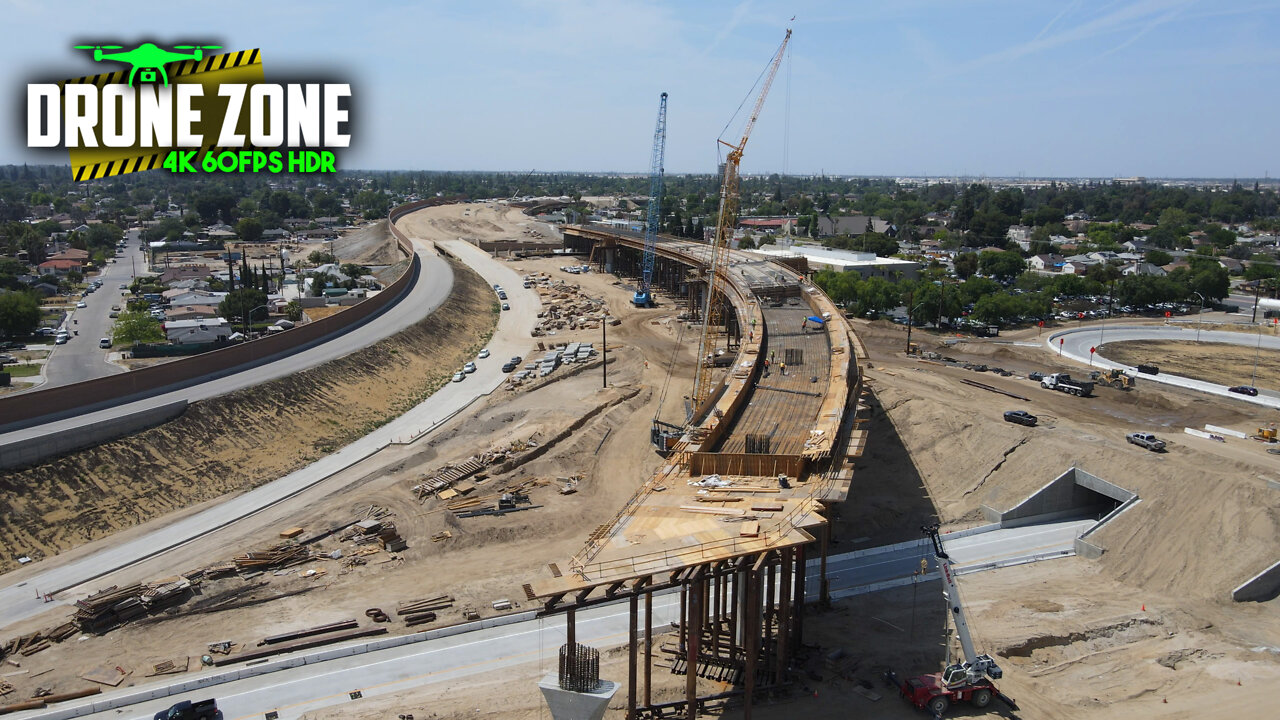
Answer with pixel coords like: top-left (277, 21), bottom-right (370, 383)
top-left (1231, 560), bottom-right (1280, 602)
top-left (1205, 424), bottom-right (1247, 439)
top-left (0, 204), bottom-right (427, 432)
top-left (0, 401), bottom-right (187, 469)
top-left (1184, 427), bottom-right (1214, 439)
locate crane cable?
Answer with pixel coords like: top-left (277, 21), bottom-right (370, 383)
top-left (653, 317), bottom-right (688, 422)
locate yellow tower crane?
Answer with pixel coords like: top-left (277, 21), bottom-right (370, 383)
top-left (689, 27), bottom-right (792, 418)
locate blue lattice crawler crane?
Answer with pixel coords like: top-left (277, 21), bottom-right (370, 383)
top-left (633, 92), bottom-right (668, 308)
top-left (885, 524), bottom-right (1019, 717)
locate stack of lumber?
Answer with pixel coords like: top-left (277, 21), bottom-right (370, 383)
top-left (72, 584), bottom-right (146, 632)
top-left (1, 631), bottom-right (49, 658)
top-left (233, 543), bottom-right (309, 572)
top-left (146, 658), bottom-right (190, 677)
top-left (413, 454), bottom-right (494, 500)
top-left (396, 595), bottom-right (453, 626)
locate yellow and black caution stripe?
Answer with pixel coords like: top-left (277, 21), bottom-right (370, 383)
top-left (64, 49), bottom-right (264, 181)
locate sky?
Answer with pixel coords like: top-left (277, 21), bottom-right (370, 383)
top-left (2, 0), bottom-right (1279, 178)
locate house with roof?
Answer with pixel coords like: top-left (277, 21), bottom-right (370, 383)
top-left (737, 217), bottom-right (796, 235)
top-left (37, 258), bottom-right (83, 276)
top-left (50, 248), bottom-right (89, 262)
top-left (1007, 225), bottom-right (1033, 251)
top-left (1121, 262), bottom-right (1167, 277)
top-left (816, 215), bottom-right (889, 238)
top-left (164, 318), bottom-right (232, 345)
top-left (165, 304), bottom-right (221, 321)
top-left (1028, 253), bottom-right (1065, 272)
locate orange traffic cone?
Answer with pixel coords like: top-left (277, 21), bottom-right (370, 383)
top-left (1141, 604), bottom-right (1146, 611)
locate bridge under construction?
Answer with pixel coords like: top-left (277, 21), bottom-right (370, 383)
top-left (530, 224), bottom-right (870, 719)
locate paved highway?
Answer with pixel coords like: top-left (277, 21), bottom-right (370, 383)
top-left (0, 228), bottom-right (448, 440)
top-left (37, 229), bottom-right (144, 389)
top-left (0, 237), bottom-right (541, 629)
top-left (40, 520), bottom-right (1092, 720)
top-left (1047, 324), bottom-right (1280, 408)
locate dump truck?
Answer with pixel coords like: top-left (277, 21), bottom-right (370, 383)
top-left (1041, 373), bottom-right (1094, 397)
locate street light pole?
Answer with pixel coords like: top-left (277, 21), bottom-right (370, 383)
top-left (1193, 291), bottom-right (1205, 342)
top-left (244, 304), bottom-right (268, 338)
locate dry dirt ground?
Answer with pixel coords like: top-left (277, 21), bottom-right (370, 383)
top-left (1101, 338), bottom-right (1280, 390)
top-left (0, 257), bottom-right (495, 575)
top-left (4, 227), bottom-right (1278, 719)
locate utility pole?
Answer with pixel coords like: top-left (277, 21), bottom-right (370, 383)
top-left (1252, 279), bottom-right (1261, 324)
top-left (905, 289), bottom-right (915, 354)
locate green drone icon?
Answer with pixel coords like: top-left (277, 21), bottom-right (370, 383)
top-left (74, 42), bottom-right (223, 86)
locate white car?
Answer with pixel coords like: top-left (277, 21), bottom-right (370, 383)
top-left (478, 349), bottom-right (490, 359)
top-left (452, 371), bottom-right (465, 382)
top-left (99, 337), bottom-right (111, 348)
top-left (76, 301), bottom-right (87, 308)
top-left (463, 362), bottom-right (477, 373)
top-left (54, 334), bottom-right (68, 344)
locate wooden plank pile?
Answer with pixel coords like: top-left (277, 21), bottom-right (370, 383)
top-left (1, 631), bottom-right (50, 658)
top-left (413, 454), bottom-right (494, 500)
top-left (146, 657), bottom-right (190, 677)
top-left (397, 595), bottom-right (453, 626)
top-left (232, 542), bottom-right (310, 572)
top-left (72, 584), bottom-right (146, 632)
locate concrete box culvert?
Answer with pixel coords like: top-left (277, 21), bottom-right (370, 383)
top-left (981, 467), bottom-right (1138, 556)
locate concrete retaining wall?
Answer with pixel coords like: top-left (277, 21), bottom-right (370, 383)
top-left (1231, 560), bottom-right (1280, 602)
top-left (988, 467), bottom-right (1133, 527)
top-left (0, 401), bottom-right (187, 470)
top-left (0, 204), bottom-right (425, 433)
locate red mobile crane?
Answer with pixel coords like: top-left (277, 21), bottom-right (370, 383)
top-left (885, 524), bottom-right (1020, 717)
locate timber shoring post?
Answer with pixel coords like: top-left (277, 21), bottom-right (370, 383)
top-left (686, 568), bottom-right (703, 719)
top-left (744, 564), bottom-right (762, 720)
top-left (644, 590), bottom-right (653, 708)
top-left (777, 547), bottom-right (792, 681)
top-left (711, 569), bottom-right (721, 658)
top-left (628, 593), bottom-right (638, 719)
top-left (794, 544), bottom-right (806, 649)
top-left (679, 582), bottom-right (687, 653)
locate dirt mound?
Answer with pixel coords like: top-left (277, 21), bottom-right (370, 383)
top-left (0, 259), bottom-right (496, 574)
top-left (332, 219), bottom-right (402, 266)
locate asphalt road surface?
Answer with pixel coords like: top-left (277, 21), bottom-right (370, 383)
top-left (0, 239), bottom-right (542, 631)
top-left (1047, 324), bottom-right (1280, 408)
top-left (45, 520), bottom-right (1091, 720)
top-left (39, 228), bottom-right (144, 389)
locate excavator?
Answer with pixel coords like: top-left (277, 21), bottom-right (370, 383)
top-left (885, 525), bottom-right (1019, 717)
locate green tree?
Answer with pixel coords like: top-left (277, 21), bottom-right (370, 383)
top-left (954, 252), bottom-right (978, 279)
top-left (977, 250), bottom-right (1026, 283)
top-left (285, 300), bottom-right (303, 322)
top-left (1144, 249), bottom-right (1173, 267)
top-left (218, 288), bottom-right (269, 324)
top-left (0, 291), bottom-right (41, 337)
top-left (237, 217), bottom-right (264, 244)
top-left (308, 250), bottom-right (337, 265)
top-left (111, 310), bottom-right (165, 345)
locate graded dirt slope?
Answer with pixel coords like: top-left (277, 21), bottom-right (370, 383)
top-left (0, 259), bottom-right (496, 574)
top-left (1100, 339), bottom-right (1279, 390)
top-left (332, 219), bottom-right (402, 267)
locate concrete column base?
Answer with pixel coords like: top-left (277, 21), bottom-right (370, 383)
top-left (538, 672), bottom-right (619, 720)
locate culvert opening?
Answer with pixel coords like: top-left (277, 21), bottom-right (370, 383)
top-left (982, 467), bottom-right (1138, 557)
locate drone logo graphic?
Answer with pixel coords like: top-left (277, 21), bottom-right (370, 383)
top-left (74, 42), bottom-right (223, 86)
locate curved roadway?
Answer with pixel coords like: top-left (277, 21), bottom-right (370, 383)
top-left (0, 234), bottom-right (450, 444)
top-left (1047, 324), bottom-right (1280, 409)
top-left (0, 232), bottom-right (542, 629)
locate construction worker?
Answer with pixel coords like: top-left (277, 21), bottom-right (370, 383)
top-left (764, 358), bottom-right (770, 376)
top-left (780, 361), bottom-right (786, 376)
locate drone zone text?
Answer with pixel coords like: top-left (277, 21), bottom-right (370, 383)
top-left (26, 83), bottom-right (351, 150)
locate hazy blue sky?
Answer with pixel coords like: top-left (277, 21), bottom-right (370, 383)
top-left (3, 0), bottom-right (1278, 177)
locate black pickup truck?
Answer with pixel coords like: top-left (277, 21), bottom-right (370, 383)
top-left (154, 698), bottom-right (218, 720)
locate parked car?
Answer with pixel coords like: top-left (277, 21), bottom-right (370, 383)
top-left (1126, 432), bottom-right (1166, 452)
top-left (501, 303), bottom-right (510, 311)
top-left (1003, 410), bottom-right (1038, 427)
top-left (1136, 364), bottom-right (1159, 375)
top-left (463, 362), bottom-right (477, 373)
top-left (451, 371), bottom-right (465, 382)
top-left (501, 362), bottom-right (517, 373)
top-left (510, 356), bottom-right (522, 364)
top-left (98, 337), bottom-right (111, 348)
top-left (75, 301), bottom-right (87, 308)
top-left (109, 311), bottom-right (119, 318)
top-left (119, 283), bottom-right (128, 290)
top-left (0, 354), bottom-right (16, 365)
top-left (153, 698), bottom-right (218, 720)
top-left (1028, 371), bottom-right (1044, 382)
top-left (54, 334), bottom-right (68, 344)
top-left (1228, 385), bottom-right (1259, 397)
top-left (478, 349), bottom-right (490, 359)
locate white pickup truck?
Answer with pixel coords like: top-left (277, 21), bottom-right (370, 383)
top-left (1126, 432), bottom-right (1166, 452)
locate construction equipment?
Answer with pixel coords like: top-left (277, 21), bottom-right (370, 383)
top-left (1040, 372), bottom-right (1094, 397)
top-left (689, 27), bottom-right (792, 418)
top-left (885, 525), bottom-right (1018, 717)
top-left (633, 92), bottom-right (668, 308)
top-left (1091, 368), bottom-right (1135, 390)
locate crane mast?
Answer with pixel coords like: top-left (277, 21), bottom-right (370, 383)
top-left (690, 28), bottom-right (791, 418)
top-left (924, 524), bottom-right (1003, 685)
top-left (634, 92), bottom-right (669, 308)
